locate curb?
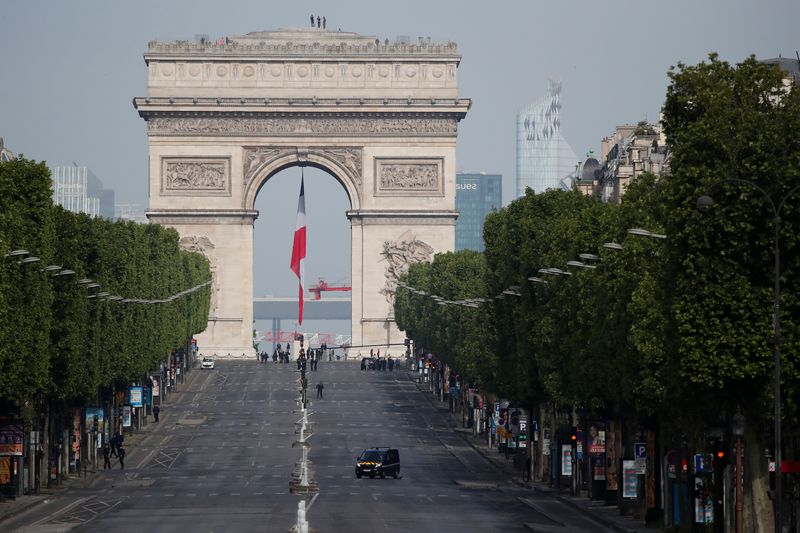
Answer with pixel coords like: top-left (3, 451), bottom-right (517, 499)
top-left (0, 496), bottom-right (47, 524)
top-left (403, 370), bottom-right (646, 533)
top-left (550, 495), bottom-right (636, 533)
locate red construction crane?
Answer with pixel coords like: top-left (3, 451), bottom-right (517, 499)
top-left (308, 278), bottom-right (352, 300)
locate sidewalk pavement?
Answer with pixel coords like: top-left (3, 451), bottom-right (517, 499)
top-left (405, 371), bottom-right (651, 533)
top-left (0, 370), bottom-right (194, 525)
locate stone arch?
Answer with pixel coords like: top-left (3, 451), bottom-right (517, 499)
top-left (242, 146), bottom-right (362, 211)
top-left (136, 28), bottom-right (469, 358)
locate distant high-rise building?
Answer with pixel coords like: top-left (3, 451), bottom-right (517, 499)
top-left (0, 137), bottom-right (14, 162)
top-left (115, 204), bottom-right (148, 224)
top-left (516, 80), bottom-right (578, 197)
top-left (455, 172), bottom-right (502, 252)
top-left (51, 165), bottom-right (115, 218)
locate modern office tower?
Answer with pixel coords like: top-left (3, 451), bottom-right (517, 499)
top-left (516, 80), bottom-right (578, 197)
top-left (455, 172), bottom-right (502, 252)
top-left (51, 165), bottom-right (115, 218)
top-left (0, 137), bottom-right (14, 161)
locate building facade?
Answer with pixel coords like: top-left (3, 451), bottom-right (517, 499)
top-left (51, 165), bottom-right (115, 218)
top-left (516, 80), bottom-right (578, 197)
top-left (455, 172), bottom-right (502, 251)
top-left (574, 121), bottom-right (670, 203)
top-left (761, 56), bottom-right (800, 87)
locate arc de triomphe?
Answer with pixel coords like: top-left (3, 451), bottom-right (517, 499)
top-left (134, 28), bottom-right (470, 357)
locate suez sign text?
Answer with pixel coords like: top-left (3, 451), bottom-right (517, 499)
top-left (456, 183), bottom-right (478, 190)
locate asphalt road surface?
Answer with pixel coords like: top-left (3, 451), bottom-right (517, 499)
top-left (6, 360), bottom-right (618, 532)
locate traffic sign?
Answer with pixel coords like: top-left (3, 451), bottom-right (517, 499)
top-left (634, 442), bottom-right (647, 473)
top-left (634, 442), bottom-right (647, 459)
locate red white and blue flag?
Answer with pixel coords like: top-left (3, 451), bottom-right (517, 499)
top-left (290, 175), bottom-right (307, 324)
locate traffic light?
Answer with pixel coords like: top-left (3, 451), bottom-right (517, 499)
top-left (556, 425), bottom-right (578, 445)
top-left (404, 338), bottom-right (410, 346)
top-left (712, 439), bottom-right (730, 470)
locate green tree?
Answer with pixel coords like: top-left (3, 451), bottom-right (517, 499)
top-left (660, 54), bottom-right (800, 530)
top-left (0, 158), bottom-right (55, 408)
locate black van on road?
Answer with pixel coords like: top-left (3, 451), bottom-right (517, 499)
top-left (355, 447), bottom-right (400, 479)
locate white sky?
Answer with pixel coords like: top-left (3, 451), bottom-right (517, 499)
top-left (2, 0), bottom-right (796, 337)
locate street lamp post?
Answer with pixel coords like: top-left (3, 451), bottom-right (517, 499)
top-left (698, 179), bottom-right (800, 533)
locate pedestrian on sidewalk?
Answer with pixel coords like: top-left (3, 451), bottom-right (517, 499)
top-left (109, 433), bottom-right (118, 457)
top-left (115, 432), bottom-right (124, 457)
top-left (118, 446), bottom-right (126, 470)
top-left (102, 443), bottom-right (111, 470)
top-left (316, 381), bottom-right (324, 398)
top-left (153, 405), bottom-right (160, 422)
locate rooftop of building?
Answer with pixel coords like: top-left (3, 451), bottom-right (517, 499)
top-left (146, 28), bottom-right (459, 57)
top-left (761, 56), bottom-right (800, 85)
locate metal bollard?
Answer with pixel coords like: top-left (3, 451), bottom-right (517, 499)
top-left (297, 500), bottom-right (308, 533)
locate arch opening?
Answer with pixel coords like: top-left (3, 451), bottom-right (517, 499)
top-left (252, 164), bottom-right (352, 354)
top-left (244, 149), bottom-right (362, 212)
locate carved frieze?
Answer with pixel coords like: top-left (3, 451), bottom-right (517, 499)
top-left (148, 116), bottom-right (458, 137)
top-left (243, 147), bottom-right (294, 188)
top-left (161, 157), bottom-right (231, 196)
top-left (179, 235), bottom-right (219, 317)
top-left (379, 229), bottom-right (434, 310)
top-left (243, 146), bottom-right (363, 191)
top-left (324, 148), bottom-right (363, 187)
top-left (374, 158), bottom-right (443, 196)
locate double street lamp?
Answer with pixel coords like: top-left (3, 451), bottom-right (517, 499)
top-left (698, 179), bottom-right (800, 532)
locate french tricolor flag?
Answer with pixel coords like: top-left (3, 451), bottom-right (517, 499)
top-left (290, 175), bottom-right (307, 325)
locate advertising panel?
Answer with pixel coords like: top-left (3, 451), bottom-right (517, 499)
top-left (561, 445), bottom-right (573, 476)
top-left (129, 386), bottom-right (144, 408)
top-left (622, 459), bottom-right (639, 498)
top-left (84, 407), bottom-right (105, 448)
top-left (0, 420), bottom-right (23, 456)
top-left (122, 406), bottom-right (132, 428)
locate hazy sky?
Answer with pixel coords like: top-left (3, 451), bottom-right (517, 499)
top-left (2, 0), bottom-right (796, 337)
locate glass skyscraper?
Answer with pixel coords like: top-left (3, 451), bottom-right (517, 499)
top-left (516, 80), bottom-right (578, 197)
top-left (455, 172), bottom-right (502, 252)
top-left (51, 165), bottom-right (115, 219)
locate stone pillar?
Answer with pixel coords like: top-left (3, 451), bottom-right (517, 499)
top-left (149, 210), bottom-right (258, 359)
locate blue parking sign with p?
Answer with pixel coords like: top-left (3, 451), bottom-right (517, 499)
top-left (634, 442), bottom-right (646, 459)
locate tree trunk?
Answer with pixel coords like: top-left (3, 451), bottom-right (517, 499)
top-left (744, 425), bottom-right (774, 533)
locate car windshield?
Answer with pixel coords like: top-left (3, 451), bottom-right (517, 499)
top-left (359, 450), bottom-right (384, 462)
top-left (203, 358), bottom-right (213, 362)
